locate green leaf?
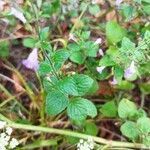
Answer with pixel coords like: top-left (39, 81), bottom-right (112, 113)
top-left (53, 50), bottom-right (70, 69)
top-left (46, 90), bottom-right (69, 115)
top-left (80, 31), bottom-right (91, 40)
top-left (38, 60), bottom-right (52, 76)
top-left (118, 98), bottom-right (137, 119)
top-left (88, 4), bottom-right (100, 16)
top-left (0, 41), bottom-right (9, 57)
top-left (100, 101), bottom-right (117, 118)
top-left (121, 4), bottom-right (137, 21)
top-left (23, 38), bottom-right (37, 48)
top-left (137, 117), bottom-right (150, 133)
top-left (121, 121), bottom-right (139, 140)
top-left (142, 0), bottom-right (150, 3)
top-left (69, 51), bottom-right (86, 64)
top-left (40, 27), bottom-right (49, 41)
top-left (106, 21), bottom-right (126, 44)
top-left (67, 98), bottom-right (97, 120)
top-left (72, 74), bottom-right (94, 96)
top-left (84, 122), bottom-right (98, 136)
top-left (99, 55), bottom-right (115, 66)
top-left (114, 66), bottom-right (124, 83)
top-left (116, 80), bottom-right (135, 90)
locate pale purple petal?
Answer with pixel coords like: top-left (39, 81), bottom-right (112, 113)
top-left (96, 66), bottom-right (105, 74)
top-left (115, 0), bottom-right (123, 6)
top-left (11, 7), bottom-right (26, 24)
top-left (94, 38), bottom-right (102, 45)
top-left (98, 49), bottom-right (104, 56)
top-left (22, 48), bottom-right (39, 71)
top-left (110, 77), bottom-right (118, 85)
top-left (124, 61), bottom-right (136, 80)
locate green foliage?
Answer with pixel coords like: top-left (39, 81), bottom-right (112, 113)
top-left (106, 21), bottom-right (126, 45)
top-left (118, 98), bottom-right (138, 119)
top-left (88, 4), bottom-right (100, 16)
top-left (23, 38), bottom-right (37, 48)
top-left (46, 90), bottom-right (69, 115)
top-left (84, 122), bottom-right (98, 136)
top-left (139, 83), bottom-right (150, 95)
top-left (67, 98), bottom-right (97, 120)
top-left (0, 41), bottom-right (10, 57)
top-left (100, 101), bottom-right (117, 118)
top-left (120, 121), bottom-right (139, 140)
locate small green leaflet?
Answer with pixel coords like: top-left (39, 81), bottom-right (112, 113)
top-left (67, 98), bottom-right (97, 120)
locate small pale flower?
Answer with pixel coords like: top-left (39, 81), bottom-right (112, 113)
top-left (11, 7), bottom-right (27, 24)
top-left (98, 48), bottom-right (104, 56)
top-left (94, 38), bottom-right (102, 45)
top-left (0, 0), bottom-right (5, 11)
top-left (22, 48), bottom-right (39, 71)
top-left (92, 0), bottom-right (99, 4)
top-left (9, 138), bottom-right (19, 149)
top-left (124, 61), bottom-right (137, 80)
top-left (110, 77), bottom-right (118, 85)
top-left (69, 33), bottom-right (77, 42)
top-left (96, 66), bottom-right (105, 74)
top-left (0, 121), bottom-right (6, 129)
top-left (6, 127), bottom-right (13, 135)
top-left (77, 138), bottom-right (95, 150)
top-left (115, 0), bottom-right (123, 6)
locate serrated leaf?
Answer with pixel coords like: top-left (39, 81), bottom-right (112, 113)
top-left (137, 117), bottom-right (150, 133)
top-left (106, 21), bottom-right (126, 44)
top-left (46, 90), bottom-right (69, 115)
top-left (118, 98), bottom-right (138, 119)
top-left (67, 98), bottom-right (97, 120)
top-left (100, 101), bottom-right (117, 118)
top-left (121, 121), bottom-right (139, 140)
top-left (72, 74), bottom-right (94, 96)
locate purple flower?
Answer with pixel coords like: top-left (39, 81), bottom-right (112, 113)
top-left (22, 48), bottom-right (39, 71)
top-left (124, 61), bottom-right (136, 80)
top-left (98, 49), bottom-right (104, 56)
top-left (115, 0), bottom-right (123, 6)
top-left (94, 38), bottom-right (102, 45)
top-left (110, 77), bottom-right (118, 85)
top-left (96, 66), bottom-right (105, 74)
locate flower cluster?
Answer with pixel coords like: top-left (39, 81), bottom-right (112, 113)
top-left (0, 121), bottom-right (19, 150)
top-left (77, 138), bottom-right (95, 150)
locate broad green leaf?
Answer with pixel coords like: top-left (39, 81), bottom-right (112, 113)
top-left (121, 4), bottom-right (137, 21)
top-left (106, 21), bottom-right (126, 44)
top-left (118, 98), bottom-right (137, 119)
top-left (0, 41), bottom-right (9, 57)
top-left (100, 101), bottom-right (117, 118)
top-left (99, 55), bottom-right (115, 66)
top-left (84, 122), bottom-right (98, 136)
top-left (137, 117), bottom-right (150, 133)
top-left (69, 51), bottom-right (86, 64)
top-left (80, 31), bottom-right (91, 40)
top-left (67, 98), bottom-right (97, 120)
top-left (88, 4), bottom-right (100, 16)
top-left (46, 90), bottom-right (69, 115)
top-left (116, 80), bottom-right (135, 90)
top-left (57, 77), bottom-right (78, 96)
top-left (121, 121), bottom-right (139, 140)
top-left (142, 0), bottom-right (150, 3)
top-left (72, 74), bottom-right (94, 96)
top-left (53, 50), bottom-right (70, 69)
top-left (23, 38), bottom-right (37, 48)
top-left (38, 60), bottom-right (52, 76)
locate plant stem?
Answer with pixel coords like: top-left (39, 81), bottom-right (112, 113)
top-left (0, 114), bottom-right (149, 149)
